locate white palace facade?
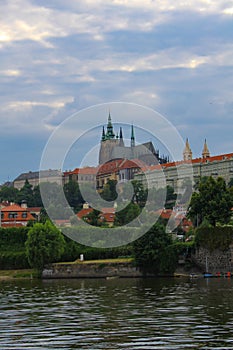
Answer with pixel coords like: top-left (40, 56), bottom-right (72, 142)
top-left (135, 139), bottom-right (233, 191)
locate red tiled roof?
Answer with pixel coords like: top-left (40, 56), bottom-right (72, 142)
top-left (1, 223), bottom-right (25, 228)
top-left (77, 208), bottom-right (93, 219)
top-left (141, 152), bottom-right (233, 173)
top-left (64, 167), bottom-right (97, 176)
top-left (1, 204), bottom-right (26, 212)
top-left (76, 207), bottom-right (116, 223)
top-left (118, 159), bottom-right (147, 170)
top-left (101, 207), bottom-right (115, 214)
top-left (100, 212), bottom-right (115, 223)
top-left (1, 203), bottom-right (36, 222)
top-left (97, 159), bottom-right (123, 175)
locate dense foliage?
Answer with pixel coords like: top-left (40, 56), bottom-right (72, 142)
top-left (195, 226), bottom-right (233, 252)
top-left (0, 225), bottom-right (134, 270)
top-left (188, 176), bottom-right (233, 227)
top-left (0, 227), bottom-right (30, 269)
top-left (133, 223), bottom-right (178, 275)
top-left (25, 221), bottom-right (65, 270)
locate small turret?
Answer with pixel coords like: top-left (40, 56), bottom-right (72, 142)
top-left (183, 138), bottom-right (192, 161)
top-left (202, 139), bottom-right (210, 158)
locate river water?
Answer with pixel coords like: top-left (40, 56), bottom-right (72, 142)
top-left (1, 277), bottom-right (233, 349)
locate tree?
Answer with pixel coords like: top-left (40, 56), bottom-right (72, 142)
top-left (131, 180), bottom-right (148, 207)
top-left (16, 180), bottom-right (34, 207)
top-left (0, 185), bottom-right (19, 202)
top-left (114, 202), bottom-right (141, 226)
top-left (84, 209), bottom-right (101, 226)
top-left (101, 180), bottom-right (118, 202)
top-left (165, 185), bottom-right (177, 209)
top-left (63, 180), bottom-right (84, 211)
top-left (188, 176), bottom-right (233, 227)
top-left (25, 221), bottom-right (65, 271)
top-left (32, 185), bottom-right (43, 207)
top-left (228, 178), bottom-right (233, 188)
top-left (133, 223), bottom-right (176, 275)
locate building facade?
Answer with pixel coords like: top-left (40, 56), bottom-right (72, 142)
top-left (136, 140), bottom-right (233, 192)
top-left (0, 202), bottom-right (36, 227)
top-left (13, 169), bottom-right (63, 190)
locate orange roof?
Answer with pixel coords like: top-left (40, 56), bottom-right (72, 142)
top-left (76, 207), bottom-right (116, 223)
top-left (97, 159), bottom-right (124, 175)
top-left (101, 207), bottom-right (115, 214)
top-left (1, 204), bottom-right (26, 212)
top-left (118, 158), bottom-right (147, 170)
top-left (1, 203), bottom-right (36, 223)
top-left (100, 212), bottom-right (115, 223)
top-left (64, 167), bottom-right (97, 176)
top-left (1, 223), bottom-right (25, 227)
top-left (77, 208), bottom-right (93, 219)
top-left (141, 152), bottom-right (233, 173)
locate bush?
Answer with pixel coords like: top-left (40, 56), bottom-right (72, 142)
top-left (60, 235), bottom-right (133, 262)
top-left (195, 226), bottom-right (233, 251)
top-left (0, 251), bottom-right (29, 270)
top-left (133, 223), bottom-right (176, 275)
top-left (0, 227), bottom-right (29, 269)
top-left (25, 221), bottom-right (65, 270)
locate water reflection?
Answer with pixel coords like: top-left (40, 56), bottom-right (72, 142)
top-left (1, 278), bottom-right (233, 349)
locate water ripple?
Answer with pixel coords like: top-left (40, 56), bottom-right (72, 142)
top-left (1, 278), bottom-right (233, 349)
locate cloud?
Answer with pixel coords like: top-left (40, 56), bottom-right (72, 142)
top-left (2, 0), bottom-right (232, 51)
top-left (0, 0), bottom-right (233, 182)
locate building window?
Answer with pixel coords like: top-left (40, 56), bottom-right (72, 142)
top-left (22, 212), bottom-right (28, 218)
top-left (8, 212), bottom-right (18, 219)
top-left (1, 213), bottom-right (4, 220)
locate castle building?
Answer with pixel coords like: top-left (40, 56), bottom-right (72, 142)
top-left (13, 169), bottom-right (62, 190)
top-left (135, 139), bottom-right (233, 192)
top-left (99, 113), bottom-right (168, 166)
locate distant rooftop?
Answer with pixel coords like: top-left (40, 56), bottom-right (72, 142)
top-left (14, 169), bottom-right (62, 182)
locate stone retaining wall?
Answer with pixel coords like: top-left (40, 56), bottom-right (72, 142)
top-left (193, 244), bottom-right (233, 273)
top-left (42, 262), bottom-right (144, 279)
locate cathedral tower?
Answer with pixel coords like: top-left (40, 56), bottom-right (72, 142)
top-left (99, 113), bottom-right (120, 164)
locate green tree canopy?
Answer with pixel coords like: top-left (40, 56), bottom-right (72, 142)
top-left (188, 176), bottom-right (233, 227)
top-left (16, 179), bottom-right (34, 207)
top-left (100, 179), bottom-right (118, 202)
top-left (25, 221), bottom-right (65, 271)
top-left (133, 223), bottom-right (176, 275)
top-left (0, 185), bottom-right (19, 202)
top-left (64, 180), bottom-right (84, 211)
top-left (114, 202), bottom-right (141, 226)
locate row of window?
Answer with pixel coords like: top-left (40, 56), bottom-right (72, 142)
top-left (1, 212), bottom-right (28, 219)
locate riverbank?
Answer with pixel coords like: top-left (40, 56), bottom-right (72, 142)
top-left (0, 269), bottom-right (38, 280)
top-left (42, 257), bottom-right (143, 279)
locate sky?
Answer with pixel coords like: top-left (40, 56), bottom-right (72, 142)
top-left (1, 0), bottom-right (233, 184)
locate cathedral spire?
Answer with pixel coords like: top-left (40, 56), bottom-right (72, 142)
top-left (202, 139), bottom-right (210, 158)
top-left (131, 124), bottom-right (135, 147)
top-left (183, 138), bottom-right (192, 161)
top-left (119, 127), bottom-right (124, 147)
top-left (101, 126), bottom-right (106, 141)
top-left (106, 111), bottom-right (115, 139)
